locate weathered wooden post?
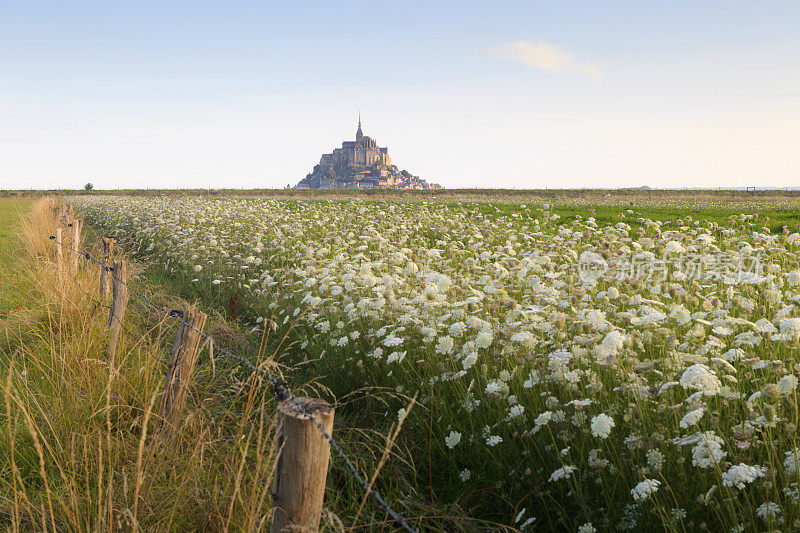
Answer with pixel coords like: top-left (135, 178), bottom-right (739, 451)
top-left (100, 236), bottom-right (116, 299)
top-left (106, 260), bottom-right (128, 362)
top-left (271, 397), bottom-right (335, 533)
top-left (57, 205), bottom-right (66, 226)
top-left (69, 219), bottom-right (83, 273)
top-left (158, 306), bottom-right (207, 439)
top-left (54, 227), bottom-right (64, 283)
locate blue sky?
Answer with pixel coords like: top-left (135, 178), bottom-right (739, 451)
top-left (1, 1), bottom-right (798, 189)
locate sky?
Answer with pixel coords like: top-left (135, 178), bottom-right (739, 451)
top-left (1, 1), bottom-right (798, 190)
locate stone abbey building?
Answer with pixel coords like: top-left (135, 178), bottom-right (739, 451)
top-left (294, 116), bottom-right (438, 190)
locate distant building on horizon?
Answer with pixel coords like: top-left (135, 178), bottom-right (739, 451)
top-left (294, 115), bottom-right (439, 190)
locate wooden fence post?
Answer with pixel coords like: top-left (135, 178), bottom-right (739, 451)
top-left (54, 227), bottom-right (63, 283)
top-left (100, 236), bottom-right (116, 299)
top-left (271, 397), bottom-right (335, 533)
top-left (158, 306), bottom-right (207, 439)
top-left (69, 218), bottom-right (83, 274)
top-left (106, 259), bottom-right (128, 362)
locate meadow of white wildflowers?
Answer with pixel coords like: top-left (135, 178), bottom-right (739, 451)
top-left (72, 196), bottom-right (800, 531)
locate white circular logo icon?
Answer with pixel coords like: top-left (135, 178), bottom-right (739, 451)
top-left (578, 251), bottom-right (608, 283)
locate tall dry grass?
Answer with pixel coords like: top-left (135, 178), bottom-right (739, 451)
top-left (0, 198), bottom-right (289, 531)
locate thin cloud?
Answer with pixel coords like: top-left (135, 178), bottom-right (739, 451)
top-left (488, 40), bottom-right (601, 78)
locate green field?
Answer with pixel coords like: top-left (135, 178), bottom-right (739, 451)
top-left (0, 199), bottom-right (32, 317)
top-left (5, 193), bottom-right (800, 531)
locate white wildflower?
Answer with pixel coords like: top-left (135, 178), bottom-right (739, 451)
top-left (445, 431), bottom-right (462, 449)
top-left (778, 374), bottom-right (798, 396)
top-left (680, 407), bottom-right (705, 429)
top-left (646, 449), bottom-right (664, 472)
top-left (597, 330), bottom-right (626, 359)
top-left (780, 318), bottom-right (800, 341)
top-left (462, 352), bottom-right (478, 370)
top-left (590, 413), bottom-right (615, 439)
top-left (680, 364), bottom-right (721, 396)
top-left (784, 448), bottom-right (800, 475)
top-left (691, 431), bottom-right (727, 468)
top-left (475, 330), bottom-right (494, 349)
top-left (435, 335), bottom-right (455, 354)
top-left (664, 241), bottom-right (685, 254)
top-left (721, 463), bottom-right (766, 489)
top-left (630, 479), bottom-right (661, 502)
top-left (756, 502), bottom-right (781, 524)
top-left (485, 435), bottom-right (502, 447)
top-left (511, 330), bottom-right (535, 344)
top-left (548, 465), bottom-right (576, 482)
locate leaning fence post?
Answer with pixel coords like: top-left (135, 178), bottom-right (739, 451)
top-left (271, 397), bottom-right (335, 533)
top-left (100, 236), bottom-right (116, 299)
top-left (54, 227), bottom-right (63, 283)
top-left (106, 259), bottom-right (128, 362)
top-left (158, 306), bottom-right (207, 439)
top-left (68, 218), bottom-right (83, 273)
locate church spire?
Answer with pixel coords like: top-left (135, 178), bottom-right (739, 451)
top-left (356, 111), bottom-right (363, 142)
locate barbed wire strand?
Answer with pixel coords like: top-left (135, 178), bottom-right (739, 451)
top-left (49, 233), bottom-right (417, 533)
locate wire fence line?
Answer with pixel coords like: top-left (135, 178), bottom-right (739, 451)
top-left (49, 231), bottom-right (417, 533)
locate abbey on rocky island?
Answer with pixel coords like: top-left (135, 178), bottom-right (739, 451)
top-left (294, 116), bottom-right (439, 190)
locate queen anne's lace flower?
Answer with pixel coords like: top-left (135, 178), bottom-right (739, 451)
top-left (435, 335), bottom-right (454, 354)
top-left (646, 449), bottom-right (664, 472)
top-left (785, 448), bottom-right (800, 475)
top-left (597, 330), bottom-right (626, 359)
top-left (778, 375), bottom-right (798, 395)
top-left (670, 305), bottom-right (691, 325)
top-left (445, 431), bottom-right (461, 449)
top-left (780, 318), bottom-right (800, 341)
top-left (584, 309), bottom-right (607, 330)
top-left (756, 502), bottom-right (782, 524)
top-left (548, 465), bottom-right (576, 482)
top-left (630, 479), bottom-right (661, 501)
top-left (679, 407), bottom-right (705, 429)
top-left (691, 431), bottom-right (727, 468)
top-left (462, 352), bottom-right (478, 370)
top-left (485, 435), bottom-right (502, 447)
top-left (664, 241), bottom-right (686, 254)
top-left (754, 318), bottom-right (778, 334)
top-left (511, 330), bottom-right (534, 345)
top-left (590, 414), bottom-right (615, 439)
top-left (475, 330), bottom-right (494, 349)
top-left (680, 364), bottom-right (721, 396)
top-left (722, 463), bottom-right (766, 489)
